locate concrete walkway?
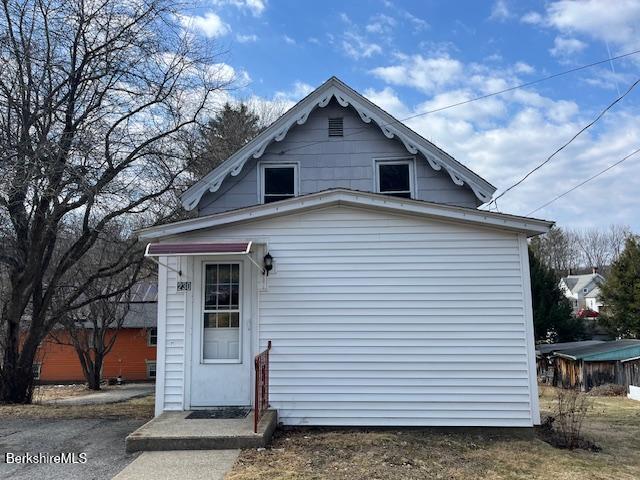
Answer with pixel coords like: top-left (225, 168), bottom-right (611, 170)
top-left (42, 383), bottom-right (154, 406)
top-left (112, 450), bottom-right (240, 480)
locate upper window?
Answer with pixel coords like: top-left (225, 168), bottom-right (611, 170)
top-left (261, 164), bottom-right (298, 204)
top-left (328, 117), bottom-right (344, 137)
top-left (376, 159), bottom-right (414, 199)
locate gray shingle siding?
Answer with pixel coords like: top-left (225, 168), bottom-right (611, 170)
top-left (198, 100), bottom-right (480, 215)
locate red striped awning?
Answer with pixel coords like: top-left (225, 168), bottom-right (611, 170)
top-left (145, 242), bottom-right (251, 256)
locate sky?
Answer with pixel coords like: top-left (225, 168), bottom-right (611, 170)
top-left (178, 0), bottom-right (640, 230)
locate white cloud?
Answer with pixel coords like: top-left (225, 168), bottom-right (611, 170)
top-left (282, 35), bottom-right (296, 45)
top-left (489, 0), bottom-right (512, 21)
top-left (275, 81), bottom-right (314, 101)
top-left (212, 0), bottom-right (266, 17)
top-left (364, 51), bottom-right (640, 228)
top-left (381, 1), bottom-right (429, 32)
top-left (582, 68), bottom-right (634, 91)
top-left (365, 14), bottom-right (396, 35)
top-left (549, 36), bottom-right (587, 58)
top-left (236, 33), bottom-right (258, 43)
top-left (520, 11), bottom-right (543, 24)
top-left (545, 0), bottom-right (640, 47)
top-left (339, 12), bottom-right (351, 24)
top-left (363, 87), bottom-right (410, 118)
top-left (342, 32), bottom-right (382, 60)
top-left (178, 12), bottom-right (230, 38)
top-left (523, 0), bottom-right (640, 56)
top-left (370, 54), bottom-right (463, 92)
top-left (514, 61), bottom-right (535, 74)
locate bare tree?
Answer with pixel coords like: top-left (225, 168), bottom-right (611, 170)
top-left (50, 231), bottom-right (146, 390)
top-left (573, 227), bottom-right (611, 272)
top-left (572, 225), bottom-right (631, 273)
top-left (531, 225), bottom-right (632, 278)
top-left (529, 226), bottom-right (581, 278)
top-left (0, 0), bottom-right (230, 403)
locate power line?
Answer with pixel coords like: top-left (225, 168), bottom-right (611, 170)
top-left (526, 147), bottom-right (640, 216)
top-left (488, 76), bottom-right (640, 208)
top-left (279, 48), bottom-right (640, 155)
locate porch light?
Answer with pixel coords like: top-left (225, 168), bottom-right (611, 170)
top-left (263, 252), bottom-right (273, 276)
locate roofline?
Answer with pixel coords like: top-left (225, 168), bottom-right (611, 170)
top-left (622, 355), bottom-right (640, 363)
top-left (180, 76), bottom-right (496, 211)
top-left (554, 352), bottom-right (578, 360)
top-left (554, 342), bottom-right (640, 361)
top-left (138, 188), bottom-right (553, 241)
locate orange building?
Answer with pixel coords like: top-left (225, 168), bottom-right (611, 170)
top-left (33, 283), bottom-right (157, 383)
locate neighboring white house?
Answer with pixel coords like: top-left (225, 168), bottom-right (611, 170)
top-left (559, 269), bottom-right (605, 313)
top-left (138, 77), bottom-right (552, 428)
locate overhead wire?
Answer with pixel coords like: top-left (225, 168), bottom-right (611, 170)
top-left (526, 147), bottom-right (640, 216)
top-left (487, 76), bottom-right (640, 209)
top-left (277, 48), bottom-right (640, 157)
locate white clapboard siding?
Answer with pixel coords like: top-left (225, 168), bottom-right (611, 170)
top-left (172, 205), bottom-right (537, 426)
top-left (160, 256), bottom-right (186, 411)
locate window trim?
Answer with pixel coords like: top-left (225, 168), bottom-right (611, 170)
top-left (200, 261), bottom-right (243, 364)
top-left (146, 360), bottom-right (157, 379)
top-left (257, 162), bottom-right (299, 204)
top-left (147, 327), bottom-right (157, 347)
top-left (373, 157), bottom-right (416, 199)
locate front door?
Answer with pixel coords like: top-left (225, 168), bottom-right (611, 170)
top-left (190, 258), bottom-right (253, 406)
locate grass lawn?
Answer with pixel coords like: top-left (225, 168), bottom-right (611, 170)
top-left (0, 394), bottom-right (154, 420)
top-left (227, 386), bottom-right (640, 480)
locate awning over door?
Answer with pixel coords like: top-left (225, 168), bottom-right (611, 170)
top-left (145, 241), bottom-right (252, 256)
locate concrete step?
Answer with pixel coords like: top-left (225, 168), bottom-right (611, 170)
top-left (125, 409), bottom-right (277, 452)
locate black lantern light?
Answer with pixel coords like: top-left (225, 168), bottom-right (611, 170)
top-left (263, 252), bottom-right (273, 276)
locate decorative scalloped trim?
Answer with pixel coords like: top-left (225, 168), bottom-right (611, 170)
top-left (185, 86), bottom-right (492, 210)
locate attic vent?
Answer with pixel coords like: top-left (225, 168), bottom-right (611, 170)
top-left (328, 117), bottom-right (343, 137)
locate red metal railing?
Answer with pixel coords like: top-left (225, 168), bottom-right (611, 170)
top-left (254, 340), bottom-right (272, 433)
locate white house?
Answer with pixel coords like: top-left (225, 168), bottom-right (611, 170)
top-left (559, 269), bottom-right (605, 313)
top-left (138, 77), bottom-right (552, 428)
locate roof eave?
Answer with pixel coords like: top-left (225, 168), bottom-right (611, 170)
top-left (139, 189), bottom-right (552, 241)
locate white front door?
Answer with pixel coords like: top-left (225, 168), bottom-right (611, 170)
top-left (190, 258), bottom-right (253, 407)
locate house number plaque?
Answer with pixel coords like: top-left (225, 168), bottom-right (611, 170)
top-left (177, 281), bottom-right (191, 292)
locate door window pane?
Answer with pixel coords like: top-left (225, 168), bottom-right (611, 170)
top-left (203, 264), bottom-right (241, 360)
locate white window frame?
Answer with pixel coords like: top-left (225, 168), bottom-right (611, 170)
top-left (257, 162), bottom-right (299, 204)
top-left (201, 261), bottom-right (243, 364)
top-left (373, 157), bottom-right (416, 199)
top-left (146, 360), bottom-right (157, 379)
top-left (147, 327), bottom-right (157, 347)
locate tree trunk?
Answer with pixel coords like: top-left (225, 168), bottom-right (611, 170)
top-left (88, 355), bottom-right (103, 391)
top-left (0, 304), bottom-right (38, 403)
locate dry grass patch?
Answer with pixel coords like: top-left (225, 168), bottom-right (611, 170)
top-left (228, 388), bottom-right (640, 480)
top-left (0, 394), bottom-right (154, 420)
top-left (31, 384), bottom-right (91, 402)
